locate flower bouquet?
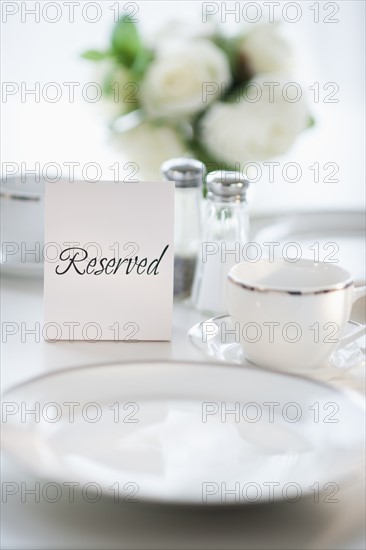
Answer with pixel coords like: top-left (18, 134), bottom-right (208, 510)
top-left (83, 17), bottom-right (312, 179)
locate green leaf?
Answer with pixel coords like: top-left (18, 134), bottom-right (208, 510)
top-left (308, 115), bottom-right (316, 128)
top-left (81, 49), bottom-right (112, 61)
top-left (111, 15), bottom-right (141, 67)
top-left (131, 49), bottom-right (154, 78)
top-left (212, 34), bottom-right (254, 86)
top-left (190, 138), bottom-right (236, 172)
top-left (212, 35), bottom-right (238, 79)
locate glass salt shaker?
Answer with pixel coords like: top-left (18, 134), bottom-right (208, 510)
top-left (191, 170), bottom-right (250, 314)
top-left (161, 158), bottom-right (205, 300)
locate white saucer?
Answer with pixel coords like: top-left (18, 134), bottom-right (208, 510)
top-left (189, 316), bottom-right (365, 381)
top-left (2, 361), bottom-right (365, 505)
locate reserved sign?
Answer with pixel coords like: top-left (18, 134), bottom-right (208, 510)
top-left (44, 181), bottom-right (174, 341)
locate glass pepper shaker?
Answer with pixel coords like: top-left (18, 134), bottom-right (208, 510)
top-left (191, 170), bottom-right (250, 314)
top-left (161, 158), bottom-right (206, 300)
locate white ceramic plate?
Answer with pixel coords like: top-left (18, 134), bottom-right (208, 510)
top-left (254, 211), bottom-right (366, 285)
top-left (2, 361), bottom-right (365, 505)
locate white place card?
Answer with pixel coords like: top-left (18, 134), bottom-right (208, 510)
top-left (44, 181), bottom-right (174, 341)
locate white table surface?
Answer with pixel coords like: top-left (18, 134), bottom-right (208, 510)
top-left (1, 270), bottom-right (365, 550)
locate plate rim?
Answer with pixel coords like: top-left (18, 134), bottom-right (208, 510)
top-left (3, 358), bottom-right (365, 412)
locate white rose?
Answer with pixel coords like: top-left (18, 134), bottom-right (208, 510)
top-left (240, 23), bottom-right (292, 74)
top-left (199, 76), bottom-right (309, 164)
top-left (140, 40), bottom-right (232, 119)
top-left (111, 121), bottom-right (187, 179)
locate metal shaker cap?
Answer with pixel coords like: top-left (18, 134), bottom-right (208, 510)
top-left (206, 171), bottom-right (249, 202)
top-left (161, 158), bottom-right (206, 188)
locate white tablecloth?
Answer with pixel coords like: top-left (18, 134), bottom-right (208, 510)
top-left (1, 273), bottom-right (365, 550)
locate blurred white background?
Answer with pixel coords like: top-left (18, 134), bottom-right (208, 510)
top-left (1, 0), bottom-right (365, 213)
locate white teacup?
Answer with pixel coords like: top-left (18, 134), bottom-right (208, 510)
top-left (227, 259), bottom-right (366, 371)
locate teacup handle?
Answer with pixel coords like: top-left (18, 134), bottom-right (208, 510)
top-left (339, 286), bottom-right (366, 348)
